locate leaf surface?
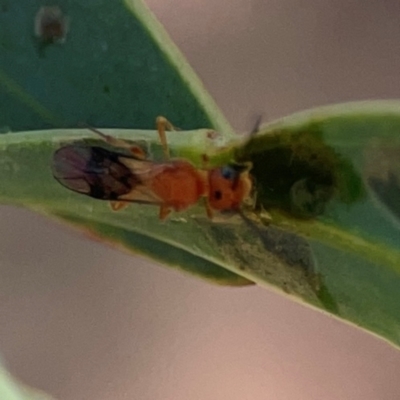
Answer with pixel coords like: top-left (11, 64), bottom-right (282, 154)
top-left (0, 0), bottom-right (399, 347)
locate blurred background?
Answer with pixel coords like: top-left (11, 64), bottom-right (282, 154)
top-left (1, 0), bottom-right (400, 399)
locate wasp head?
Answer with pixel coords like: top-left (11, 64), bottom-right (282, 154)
top-left (208, 162), bottom-right (253, 212)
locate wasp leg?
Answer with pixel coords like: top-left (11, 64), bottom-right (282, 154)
top-left (110, 201), bottom-right (129, 211)
top-left (159, 204), bottom-right (172, 220)
top-left (199, 156), bottom-right (213, 218)
top-left (200, 154), bottom-right (210, 169)
top-left (203, 197), bottom-right (214, 219)
top-left (156, 116), bottom-right (180, 160)
top-left (249, 114), bottom-right (263, 136)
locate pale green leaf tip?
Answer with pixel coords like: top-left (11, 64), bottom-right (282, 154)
top-left (0, 362), bottom-right (55, 400)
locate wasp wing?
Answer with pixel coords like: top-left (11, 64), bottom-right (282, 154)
top-left (52, 143), bottom-right (162, 204)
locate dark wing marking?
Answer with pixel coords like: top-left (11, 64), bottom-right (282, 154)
top-left (52, 144), bottom-right (141, 200)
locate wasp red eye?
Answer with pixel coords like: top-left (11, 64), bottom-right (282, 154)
top-left (214, 190), bottom-right (222, 200)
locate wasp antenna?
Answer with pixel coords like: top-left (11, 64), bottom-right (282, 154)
top-left (86, 126), bottom-right (109, 139)
top-left (77, 121), bottom-right (112, 142)
top-left (230, 161), bottom-right (253, 173)
top-left (87, 126), bottom-right (110, 140)
top-left (249, 114), bottom-right (264, 137)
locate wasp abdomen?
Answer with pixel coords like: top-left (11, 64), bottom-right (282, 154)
top-left (52, 144), bottom-right (140, 200)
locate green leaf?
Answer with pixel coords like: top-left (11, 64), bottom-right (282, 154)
top-left (1, 0), bottom-right (399, 348)
top-left (235, 101), bottom-right (400, 345)
top-left (1, 102), bottom-right (400, 347)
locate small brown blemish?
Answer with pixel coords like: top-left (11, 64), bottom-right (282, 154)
top-left (207, 130), bottom-right (219, 140)
top-left (34, 6), bottom-right (69, 45)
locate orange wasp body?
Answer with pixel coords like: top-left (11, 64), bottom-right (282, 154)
top-left (52, 117), bottom-right (253, 220)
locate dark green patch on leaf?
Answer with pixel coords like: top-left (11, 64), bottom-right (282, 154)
top-left (235, 123), bottom-right (365, 219)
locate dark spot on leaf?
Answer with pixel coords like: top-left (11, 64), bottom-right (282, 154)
top-left (33, 6), bottom-right (69, 56)
top-left (257, 225), bottom-right (315, 272)
top-left (236, 124), bottom-right (364, 219)
top-left (103, 85), bottom-right (111, 94)
top-left (199, 216), bottom-right (335, 307)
